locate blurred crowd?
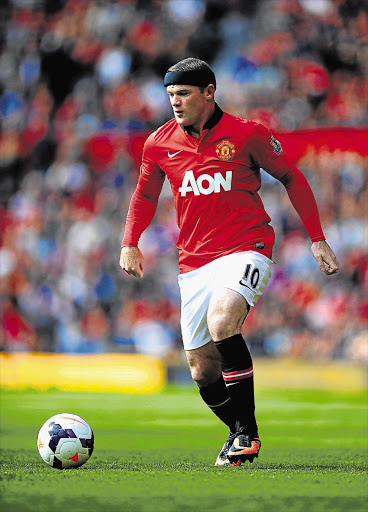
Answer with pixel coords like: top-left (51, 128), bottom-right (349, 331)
top-left (0, 0), bottom-right (367, 363)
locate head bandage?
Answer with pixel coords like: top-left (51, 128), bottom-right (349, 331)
top-left (164, 69), bottom-right (216, 89)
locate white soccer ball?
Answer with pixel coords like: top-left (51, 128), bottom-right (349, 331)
top-left (37, 413), bottom-right (94, 469)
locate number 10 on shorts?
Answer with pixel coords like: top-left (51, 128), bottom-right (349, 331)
top-left (239, 264), bottom-right (260, 289)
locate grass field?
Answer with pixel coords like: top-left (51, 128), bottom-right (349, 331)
top-left (1, 386), bottom-right (367, 512)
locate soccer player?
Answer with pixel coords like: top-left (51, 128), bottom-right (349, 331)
top-left (119, 58), bottom-right (339, 466)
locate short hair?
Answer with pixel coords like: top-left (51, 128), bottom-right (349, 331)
top-left (168, 58), bottom-right (213, 74)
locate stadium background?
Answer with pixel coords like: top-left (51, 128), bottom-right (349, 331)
top-left (0, 0), bottom-right (367, 389)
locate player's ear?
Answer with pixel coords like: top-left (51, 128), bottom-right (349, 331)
top-left (204, 84), bottom-right (215, 100)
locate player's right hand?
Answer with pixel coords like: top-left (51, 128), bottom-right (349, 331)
top-left (311, 240), bottom-right (339, 275)
top-left (119, 246), bottom-right (144, 278)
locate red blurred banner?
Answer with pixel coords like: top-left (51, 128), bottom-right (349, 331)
top-left (275, 127), bottom-right (368, 162)
top-left (84, 127), bottom-right (368, 172)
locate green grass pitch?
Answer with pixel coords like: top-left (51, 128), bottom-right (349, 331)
top-left (1, 386), bottom-right (367, 512)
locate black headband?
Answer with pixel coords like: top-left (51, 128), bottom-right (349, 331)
top-left (164, 69), bottom-right (216, 89)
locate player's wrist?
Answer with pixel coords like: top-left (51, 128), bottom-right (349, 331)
top-left (121, 244), bottom-right (138, 249)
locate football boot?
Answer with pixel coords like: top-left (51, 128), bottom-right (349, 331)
top-left (214, 431), bottom-right (237, 466)
top-left (227, 431), bottom-right (261, 464)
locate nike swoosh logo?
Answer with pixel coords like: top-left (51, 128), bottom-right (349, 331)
top-left (232, 438), bottom-right (244, 450)
top-left (239, 280), bottom-right (251, 290)
top-left (230, 437), bottom-right (261, 452)
top-left (168, 150), bottom-right (182, 158)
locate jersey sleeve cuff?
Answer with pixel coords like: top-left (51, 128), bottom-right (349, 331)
top-left (310, 235), bottom-right (326, 243)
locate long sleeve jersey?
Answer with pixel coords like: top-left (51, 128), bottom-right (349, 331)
top-left (122, 104), bottom-right (325, 273)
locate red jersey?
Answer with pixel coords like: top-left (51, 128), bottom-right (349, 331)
top-left (122, 105), bottom-right (325, 273)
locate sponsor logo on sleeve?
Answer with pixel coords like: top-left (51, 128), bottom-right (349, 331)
top-left (270, 136), bottom-right (283, 155)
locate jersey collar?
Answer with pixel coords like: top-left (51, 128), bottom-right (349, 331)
top-left (182, 103), bottom-right (223, 133)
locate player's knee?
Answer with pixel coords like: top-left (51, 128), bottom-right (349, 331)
top-left (191, 368), bottom-right (219, 388)
top-left (188, 360), bottom-right (221, 388)
top-left (207, 312), bottom-right (239, 342)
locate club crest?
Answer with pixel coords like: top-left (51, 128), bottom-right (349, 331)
top-left (216, 140), bottom-right (236, 161)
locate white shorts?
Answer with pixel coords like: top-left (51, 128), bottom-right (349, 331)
top-left (178, 251), bottom-right (273, 351)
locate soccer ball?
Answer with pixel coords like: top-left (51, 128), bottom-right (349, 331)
top-left (37, 413), bottom-right (94, 469)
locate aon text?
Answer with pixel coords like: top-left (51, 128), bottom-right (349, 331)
top-left (179, 170), bottom-right (232, 197)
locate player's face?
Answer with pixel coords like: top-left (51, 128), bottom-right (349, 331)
top-left (166, 84), bottom-right (213, 131)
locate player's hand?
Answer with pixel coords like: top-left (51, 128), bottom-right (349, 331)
top-left (311, 240), bottom-right (339, 275)
top-left (119, 246), bottom-right (144, 278)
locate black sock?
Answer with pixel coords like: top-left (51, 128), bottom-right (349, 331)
top-left (214, 334), bottom-right (258, 436)
top-left (199, 376), bottom-right (237, 433)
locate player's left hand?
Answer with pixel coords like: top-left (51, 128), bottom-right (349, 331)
top-left (119, 246), bottom-right (144, 278)
top-left (311, 240), bottom-right (339, 275)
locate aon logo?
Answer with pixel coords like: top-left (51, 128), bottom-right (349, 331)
top-left (179, 170), bottom-right (232, 197)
